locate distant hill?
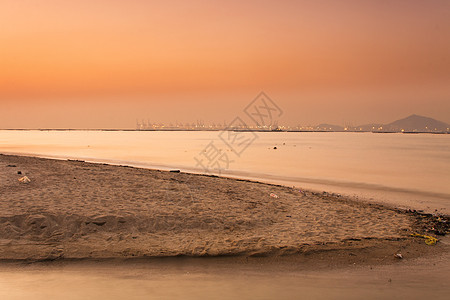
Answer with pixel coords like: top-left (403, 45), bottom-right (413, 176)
top-left (309, 115), bottom-right (449, 132)
top-left (384, 114), bottom-right (449, 132)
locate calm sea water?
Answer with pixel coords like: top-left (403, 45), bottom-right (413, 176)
top-left (0, 240), bottom-right (449, 300)
top-left (1, 130), bottom-right (449, 212)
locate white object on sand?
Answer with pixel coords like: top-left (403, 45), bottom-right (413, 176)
top-left (18, 176), bottom-right (31, 183)
top-left (270, 193), bottom-right (279, 198)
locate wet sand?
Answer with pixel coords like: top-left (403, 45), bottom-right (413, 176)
top-left (1, 246), bottom-right (450, 300)
top-left (0, 154), bottom-right (447, 265)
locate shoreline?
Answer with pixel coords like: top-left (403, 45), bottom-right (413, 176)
top-left (0, 153), bottom-right (448, 267)
top-left (1, 238), bottom-right (447, 271)
top-left (1, 129), bottom-right (449, 134)
top-left (2, 150), bottom-right (448, 215)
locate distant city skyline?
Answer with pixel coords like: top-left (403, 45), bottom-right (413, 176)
top-left (134, 113), bottom-right (449, 133)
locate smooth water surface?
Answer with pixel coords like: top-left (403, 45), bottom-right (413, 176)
top-left (0, 247), bottom-right (449, 300)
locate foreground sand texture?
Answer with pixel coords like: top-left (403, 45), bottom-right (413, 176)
top-left (0, 154), bottom-right (444, 261)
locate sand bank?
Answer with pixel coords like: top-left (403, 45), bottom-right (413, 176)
top-left (0, 154), bottom-right (447, 263)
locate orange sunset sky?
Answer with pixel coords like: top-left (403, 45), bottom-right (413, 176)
top-left (1, 0), bottom-right (449, 128)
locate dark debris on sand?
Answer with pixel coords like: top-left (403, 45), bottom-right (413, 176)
top-left (406, 209), bottom-right (450, 236)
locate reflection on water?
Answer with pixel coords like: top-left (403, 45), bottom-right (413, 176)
top-left (0, 247), bottom-right (449, 300)
top-left (1, 130), bottom-right (449, 212)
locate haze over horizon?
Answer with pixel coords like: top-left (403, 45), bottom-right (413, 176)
top-left (1, 0), bottom-right (449, 129)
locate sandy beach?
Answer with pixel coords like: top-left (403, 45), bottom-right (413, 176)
top-left (0, 153), bottom-right (448, 265)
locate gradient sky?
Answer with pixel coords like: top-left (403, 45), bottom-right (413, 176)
top-left (1, 0), bottom-right (449, 128)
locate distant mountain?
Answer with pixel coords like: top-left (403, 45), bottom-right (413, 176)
top-left (315, 123), bottom-right (344, 131)
top-left (306, 114), bottom-right (449, 132)
top-left (384, 114), bottom-right (449, 132)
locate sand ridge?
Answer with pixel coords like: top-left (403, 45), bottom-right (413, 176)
top-left (0, 154), bottom-right (440, 261)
